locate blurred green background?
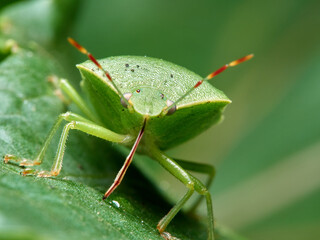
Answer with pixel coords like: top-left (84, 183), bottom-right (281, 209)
top-left (1, 0), bottom-right (320, 240)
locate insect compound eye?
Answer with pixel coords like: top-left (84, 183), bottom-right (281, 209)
top-left (136, 89), bottom-right (141, 93)
top-left (160, 93), bottom-right (165, 99)
top-left (166, 100), bottom-right (176, 116)
top-left (120, 92), bottom-right (133, 108)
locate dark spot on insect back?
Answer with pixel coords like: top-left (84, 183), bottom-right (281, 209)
top-left (125, 64), bottom-right (129, 67)
top-left (170, 74), bottom-right (173, 78)
top-left (136, 65), bottom-right (140, 68)
top-left (131, 69), bottom-right (135, 72)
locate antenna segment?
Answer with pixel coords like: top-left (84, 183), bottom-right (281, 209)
top-left (165, 54), bottom-right (254, 113)
top-left (68, 37), bottom-right (129, 105)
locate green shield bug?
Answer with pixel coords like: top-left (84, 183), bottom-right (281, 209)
top-left (4, 38), bottom-right (253, 240)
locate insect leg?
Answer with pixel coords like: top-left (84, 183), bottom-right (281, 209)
top-left (37, 119), bottom-right (133, 177)
top-left (29, 119), bottom-right (132, 177)
top-left (4, 112), bottom-right (132, 177)
top-left (149, 149), bottom-right (195, 236)
top-left (187, 173), bottom-right (214, 240)
top-left (58, 78), bottom-right (100, 123)
top-left (4, 112), bottom-right (93, 167)
top-left (174, 159), bottom-right (215, 213)
top-left (102, 119), bottom-right (146, 200)
top-left (150, 148), bottom-right (215, 240)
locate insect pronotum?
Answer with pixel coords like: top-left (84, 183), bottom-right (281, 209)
top-left (4, 38), bottom-right (253, 240)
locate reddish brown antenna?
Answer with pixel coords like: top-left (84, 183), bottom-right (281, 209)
top-left (165, 54), bottom-right (254, 112)
top-left (68, 37), bottom-right (129, 105)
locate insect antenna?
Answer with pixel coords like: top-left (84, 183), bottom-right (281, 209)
top-left (165, 54), bottom-right (254, 113)
top-left (68, 37), bottom-right (129, 106)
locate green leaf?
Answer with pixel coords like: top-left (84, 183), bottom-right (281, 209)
top-left (0, 0), bottom-right (78, 46)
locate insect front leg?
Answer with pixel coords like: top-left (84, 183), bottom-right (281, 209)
top-left (150, 148), bottom-right (215, 240)
top-left (4, 112), bottom-right (132, 177)
top-left (102, 119), bottom-right (146, 200)
top-left (4, 112), bottom-right (90, 167)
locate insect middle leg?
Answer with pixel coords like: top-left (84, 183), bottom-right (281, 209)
top-left (4, 112), bottom-right (132, 177)
top-left (150, 148), bottom-right (215, 240)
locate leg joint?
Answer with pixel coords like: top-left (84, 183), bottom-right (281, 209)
top-left (67, 121), bottom-right (76, 129)
top-left (198, 188), bottom-right (209, 196)
top-left (186, 181), bottom-right (195, 191)
top-left (61, 111), bottom-right (71, 119)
